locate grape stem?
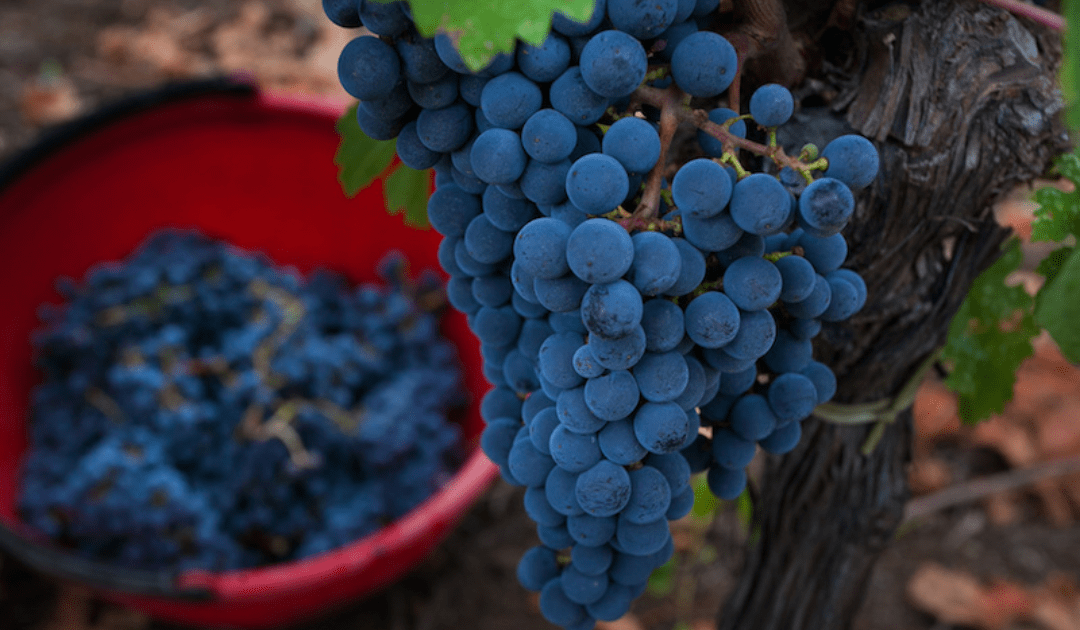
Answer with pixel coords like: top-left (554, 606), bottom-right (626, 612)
top-left (626, 85), bottom-right (683, 225)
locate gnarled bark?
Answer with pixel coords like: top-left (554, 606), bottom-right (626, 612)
top-left (718, 1), bottom-right (1068, 628)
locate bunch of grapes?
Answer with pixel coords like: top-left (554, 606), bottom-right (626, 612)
top-left (327, 0), bottom-right (878, 627)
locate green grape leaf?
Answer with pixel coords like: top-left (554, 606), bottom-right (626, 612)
top-left (1034, 246), bottom-right (1080, 363)
top-left (334, 104), bottom-right (396, 197)
top-left (646, 556), bottom-right (677, 596)
top-left (690, 473), bottom-right (719, 519)
top-left (1036, 245), bottom-right (1075, 287)
top-left (1063, 0), bottom-right (1080, 130)
top-left (384, 164), bottom-right (431, 228)
top-left (378, 0), bottom-right (597, 71)
top-left (1031, 153), bottom-right (1080, 243)
top-left (941, 240), bottom-right (1038, 424)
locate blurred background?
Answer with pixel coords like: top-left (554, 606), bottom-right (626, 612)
top-left (1, 1), bottom-right (1079, 629)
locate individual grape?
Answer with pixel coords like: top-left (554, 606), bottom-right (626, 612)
top-left (590, 326), bottom-right (648, 373)
top-left (701, 347), bottom-right (754, 374)
top-left (550, 67), bottom-right (611, 125)
top-left (472, 274), bottom-right (514, 308)
top-left (575, 459), bottom-right (632, 517)
top-left (764, 329), bottom-right (813, 374)
top-left (684, 291), bottom-right (740, 348)
top-left (567, 219), bottom-right (635, 284)
top-left (416, 102), bottom-right (474, 152)
top-left (508, 438), bottom-right (557, 487)
top-left (566, 153), bottom-right (630, 215)
top-left (798, 181), bottom-right (854, 241)
top-left (718, 364), bottom-right (756, 397)
top-left (337, 36), bottom-right (400, 101)
top-left (767, 372), bottom-right (819, 423)
top-left (514, 218), bottom-right (572, 280)
top-left (534, 274), bottom-right (590, 313)
top-left (783, 274), bottom-right (832, 319)
top-left (681, 211), bottom-right (744, 253)
top-left (626, 231), bottom-right (682, 296)
top-left (723, 256), bottom-right (782, 311)
top-left (483, 185), bottom-right (538, 232)
top-left (322, 0), bottom-right (361, 27)
top-left (552, 0), bottom-right (608, 36)
top-left (615, 514), bottom-right (671, 555)
top-left (573, 345), bottom-right (606, 379)
top-left (358, 81), bottom-right (413, 121)
top-left (464, 214), bottom-right (515, 264)
top-left (749, 83), bottom-right (795, 127)
top-left (481, 417), bottom-right (523, 469)
top-left (539, 333), bottom-right (586, 390)
top-left (697, 107), bottom-right (746, 157)
top-left (529, 406), bottom-right (561, 454)
top-left (557, 387), bottom-right (609, 435)
top-left (692, 0), bottom-right (721, 18)
top-left (729, 394), bottom-right (778, 441)
top-left (623, 466), bottom-right (672, 525)
top-left (471, 128), bottom-right (528, 185)
top-left (395, 121), bottom-right (441, 170)
top-left (759, 420), bottom-right (802, 454)
top-left (472, 305), bottom-right (522, 348)
top-left (452, 166), bottom-right (487, 194)
top-left (521, 159), bottom-right (574, 206)
top-left (602, 117), bottom-right (661, 174)
top-left (538, 522), bottom-right (576, 549)
top-left (561, 562), bottom-right (611, 605)
top-left (822, 134), bottom-right (880, 190)
top-left (800, 360), bottom-right (837, 405)
top-left (358, 0), bottom-right (410, 36)
top-left (598, 418), bottom-right (649, 465)
top-left (517, 33), bottom-right (572, 83)
top-left (607, 0), bottom-right (679, 39)
top-left (790, 317), bottom-right (822, 340)
top-left (831, 268), bottom-right (867, 310)
top-left (799, 232), bottom-right (848, 274)
top-left (540, 578), bottom-right (588, 626)
top-left (706, 466), bottom-right (747, 500)
top-left (482, 387), bottom-right (523, 421)
top-left (633, 352), bottom-right (689, 403)
top-left (723, 308), bottom-right (776, 361)
top-left (670, 31), bottom-right (737, 97)
top-left (579, 30), bottom-right (649, 99)
top-left (641, 298), bottom-right (685, 353)
top-left (820, 274), bottom-right (862, 322)
top-left (654, 19), bottom-right (698, 61)
top-left (511, 259), bottom-right (540, 304)
top-left (355, 107), bottom-right (408, 141)
top-left (681, 434), bottom-right (713, 474)
top-left (666, 484), bottom-right (695, 519)
top-left (711, 427), bottom-right (756, 470)
top-left (672, 158), bottom-right (733, 219)
top-left (481, 72), bottom-right (543, 130)
top-left (394, 33), bottom-right (449, 84)
top-left (550, 309), bottom-right (588, 334)
top-left (504, 350), bottom-right (541, 394)
top-left (774, 254), bottom-right (817, 303)
top-left (457, 74), bottom-right (489, 107)
top-left (547, 466), bottom-right (586, 516)
top-left (549, 425), bottom-right (602, 472)
top-left (455, 239), bottom-right (497, 276)
top-left (673, 355), bottom-right (706, 410)
top-left (426, 185), bottom-right (481, 238)
top-left (729, 173), bottom-right (793, 236)
top-left (572, 543), bottom-right (614, 576)
top-left (581, 280), bottom-right (643, 340)
top-left (634, 401), bottom-right (691, 454)
top-left (518, 546), bottom-right (560, 591)
top-left (522, 109), bottom-right (578, 164)
top-left (584, 369), bottom-right (640, 421)
top-left (407, 73), bottom-right (459, 109)
top-left (566, 514), bottom-right (618, 549)
top-left (665, 238), bottom-right (707, 296)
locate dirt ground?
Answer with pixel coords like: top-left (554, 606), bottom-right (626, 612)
top-left (1, 2), bottom-right (1079, 630)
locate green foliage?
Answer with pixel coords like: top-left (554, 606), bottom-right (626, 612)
top-left (373, 0), bottom-right (596, 71)
top-left (941, 240), bottom-right (1038, 424)
top-left (1030, 150), bottom-right (1080, 364)
top-left (334, 105), bottom-right (429, 228)
top-left (690, 474), bottom-right (718, 519)
top-left (1063, 0), bottom-right (1080, 129)
top-left (1035, 247), bottom-right (1080, 363)
top-left (647, 555), bottom-right (677, 596)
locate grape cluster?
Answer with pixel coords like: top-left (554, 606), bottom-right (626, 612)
top-left (327, 0), bottom-right (877, 627)
top-left (20, 230), bottom-right (465, 571)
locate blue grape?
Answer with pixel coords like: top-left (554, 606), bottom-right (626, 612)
top-left (534, 274), bottom-right (590, 313)
top-left (481, 72), bottom-right (543, 130)
top-left (580, 30), bottom-right (648, 98)
top-left (416, 102), bottom-right (474, 152)
top-left (540, 578), bottom-right (588, 626)
top-left (518, 546), bottom-right (560, 591)
top-left (681, 211), bottom-right (744, 253)
top-left (482, 387), bottom-right (523, 421)
top-left (655, 19), bottom-right (698, 61)
top-left (581, 280), bottom-right (643, 339)
top-left (623, 466), bottom-right (672, 524)
top-left (666, 484), bottom-right (695, 519)
top-left (566, 153), bottom-right (630, 215)
top-left (538, 522), bottom-right (576, 549)
top-left (714, 232), bottom-right (766, 269)
top-left (454, 239), bottom-right (497, 276)
top-left (471, 128), bottom-right (528, 185)
top-left (684, 291), bottom-right (740, 348)
top-left (783, 274), bottom-right (832, 319)
top-left (641, 298), bottom-right (685, 353)
top-left (337, 36), bottom-right (400, 101)
top-left (322, 0), bottom-right (361, 27)
top-left (692, 0), bottom-right (720, 17)
top-left (483, 185), bottom-right (538, 232)
top-left (530, 406), bottom-right (561, 455)
top-left (519, 319), bottom-right (556, 361)
top-left (633, 352), bottom-right (689, 403)
top-left (511, 259), bottom-right (540, 303)
top-left (698, 107), bottom-right (746, 157)
top-left (550, 310), bottom-right (587, 334)
top-left (472, 274), bottom-right (513, 307)
top-left (572, 124), bottom-right (603, 162)
top-left (521, 159), bottom-right (573, 205)
top-left (798, 177), bottom-right (854, 237)
top-left (711, 427), bottom-right (756, 470)
top-left (464, 214), bottom-right (515, 264)
top-left (767, 372), bottom-right (818, 423)
top-left (729, 173), bottom-right (793, 236)
top-left (426, 185), bottom-right (481, 238)
top-left (572, 543), bottom-right (614, 576)
top-left (566, 515), bottom-right (617, 549)
top-left (673, 355), bottom-right (706, 410)
top-left (358, 0), bottom-right (410, 36)
top-left (730, 394), bottom-right (778, 441)
top-left (831, 268), bottom-right (867, 309)
top-left (358, 81), bottom-right (413, 121)
top-left (589, 324), bottom-right (648, 370)
top-left (820, 274), bottom-right (862, 321)
top-left (575, 460), bottom-right (632, 517)
top-left (394, 34), bottom-right (449, 84)
top-left (584, 369), bottom-right (640, 421)
top-left (790, 317), bottom-right (822, 340)
top-left (706, 466), bottom-right (746, 500)
top-left (607, 0), bottom-right (679, 39)
top-left (822, 134), bottom-right (879, 190)
top-left (634, 401), bottom-right (691, 454)
top-left (481, 417), bottom-right (523, 469)
top-left (395, 121), bottom-right (441, 170)
top-left (508, 438), bottom-right (556, 487)
top-left (722, 256), bottom-right (782, 311)
top-left (672, 158), bottom-right (733, 219)
top-left (602, 117), bottom-right (661, 174)
top-left (540, 333), bottom-right (586, 390)
top-left (764, 329), bottom-right (813, 373)
top-left (567, 219), bottom-right (635, 284)
top-left (670, 31), bottom-right (737, 97)
top-left (759, 420), bottom-right (802, 454)
top-left (549, 425), bottom-right (602, 472)
top-left (522, 109), bottom-right (578, 163)
top-left (774, 254), bottom-right (816, 303)
top-left (550, 67), bottom-right (611, 125)
top-left (517, 33), bottom-right (572, 83)
top-left (681, 434), bottom-right (713, 473)
top-left (557, 387), bottom-right (608, 435)
top-left (504, 350), bottom-right (541, 394)
top-left (665, 238), bottom-right (707, 296)
top-left (407, 73), bottom-right (459, 109)
top-left (719, 364), bottom-right (757, 397)
top-left (356, 107), bottom-right (407, 140)
top-left (547, 466), bottom-right (586, 516)
top-left (552, 0), bottom-right (608, 36)
top-left (800, 360), bottom-right (837, 405)
top-left (573, 344), bottom-right (606, 379)
top-left (615, 514), bottom-right (671, 555)
top-left (799, 232), bottom-right (848, 274)
top-left (749, 83), bottom-right (794, 127)
top-left (723, 308), bottom-right (776, 360)
top-left (514, 218), bottom-right (572, 279)
top-left (458, 74), bottom-right (489, 107)
top-left (472, 305), bottom-right (522, 348)
top-left (598, 418), bottom-right (649, 465)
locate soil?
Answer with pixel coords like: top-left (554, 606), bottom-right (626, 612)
top-left (1, 2), bottom-right (1079, 630)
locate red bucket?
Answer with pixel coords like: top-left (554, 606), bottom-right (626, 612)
top-left (0, 79), bottom-right (498, 628)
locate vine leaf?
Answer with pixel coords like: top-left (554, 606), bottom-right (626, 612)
top-left (941, 240), bottom-right (1038, 424)
top-left (378, 0), bottom-right (596, 71)
top-left (384, 165), bottom-right (431, 228)
top-left (334, 104), bottom-right (396, 197)
top-left (1035, 247), bottom-right (1080, 363)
